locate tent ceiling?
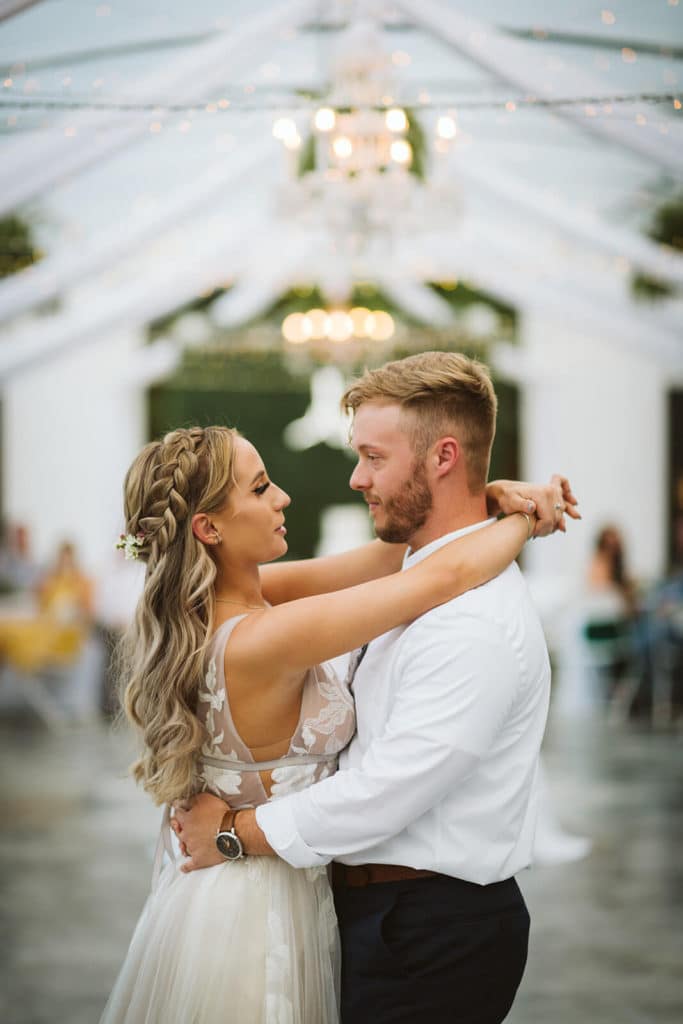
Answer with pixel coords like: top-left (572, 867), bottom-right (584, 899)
top-left (0, 0), bottom-right (681, 376)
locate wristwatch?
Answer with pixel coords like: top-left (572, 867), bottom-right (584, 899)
top-left (215, 809), bottom-right (246, 861)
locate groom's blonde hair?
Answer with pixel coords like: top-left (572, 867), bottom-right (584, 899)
top-left (342, 351), bottom-right (497, 492)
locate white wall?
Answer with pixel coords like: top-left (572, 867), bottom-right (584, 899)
top-left (3, 328), bottom-right (146, 574)
top-left (514, 311), bottom-right (668, 588)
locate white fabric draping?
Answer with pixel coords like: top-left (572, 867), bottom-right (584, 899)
top-left (398, 0), bottom-right (683, 173)
top-left (452, 152), bottom-right (683, 289)
top-left (0, 0), bottom-right (318, 215)
top-left (0, 141), bottom-right (271, 323)
top-left (0, 203), bottom-right (273, 378)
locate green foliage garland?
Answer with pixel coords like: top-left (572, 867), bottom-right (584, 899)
top-left (0, 214), bottom-right (42, 278)
top-left (632, 194), bottom-right (683, 300)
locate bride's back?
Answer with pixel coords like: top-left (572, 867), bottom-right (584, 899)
top-left (196, 615), bottom-right (356, 806)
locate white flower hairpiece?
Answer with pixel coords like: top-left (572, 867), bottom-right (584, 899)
top-left (115, 532), bottom-right (146, 560)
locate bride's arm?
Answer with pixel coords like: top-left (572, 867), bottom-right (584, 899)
top-left (231, 512), bottom-right (533, 684)
top-left (259, 540), bottom-right (406, 605)
top-left (259, 475), bottom-right (577, 605)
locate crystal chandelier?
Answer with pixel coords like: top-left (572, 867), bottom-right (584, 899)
top-left (272, 15), bottom-right (462, 259)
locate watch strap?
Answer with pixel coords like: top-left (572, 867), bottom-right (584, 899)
top-left (217, 808), bottom-right (237, 836)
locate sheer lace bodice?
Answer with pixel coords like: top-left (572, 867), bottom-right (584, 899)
top-left (196, 614), bottom-right (356, 807)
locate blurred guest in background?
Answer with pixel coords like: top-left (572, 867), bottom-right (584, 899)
top-left (36, 540), bottom-right (101, 721)
top-left (0, 522), bottom-right (41, 594)
top-left (37, 540), bottom-right (93, 636)
top-left (0, 538), bottom-right (100, 724)
top-left (630, 513), bottom-right (683, 723)
top-left (582, 524), bottom-right (639, 710)
top-left (587, 524), bottom-right (637, 617)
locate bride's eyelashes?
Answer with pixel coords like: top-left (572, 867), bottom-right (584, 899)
top-left (254, 482), bottom-right (271, 496)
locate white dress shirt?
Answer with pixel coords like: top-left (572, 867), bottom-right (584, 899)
top-left (256, 520), bottom-right (551, 885)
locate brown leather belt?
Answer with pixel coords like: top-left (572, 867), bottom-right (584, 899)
top-left (332, 862), bottom-right (438, 888)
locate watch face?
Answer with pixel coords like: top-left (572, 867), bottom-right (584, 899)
top-left (216, 830), bottom-right (243, 861)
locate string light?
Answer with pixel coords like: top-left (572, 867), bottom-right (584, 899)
top-left (391, 51), bottom-right (412, 67)
top-left (0, 92), bottom-right (677, 114)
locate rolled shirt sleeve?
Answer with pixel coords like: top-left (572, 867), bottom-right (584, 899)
top-left (256, 610), bottom-right (521, 868)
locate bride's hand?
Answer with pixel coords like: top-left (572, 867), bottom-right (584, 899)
top-left (486, 475), bottom-right (580, 537)
top-left (171, 792), bottom-right (230, 869)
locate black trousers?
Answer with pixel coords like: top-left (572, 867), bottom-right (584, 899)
top-left (333, 872), bottom-right (530, 1024)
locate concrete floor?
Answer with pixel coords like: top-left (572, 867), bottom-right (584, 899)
top-left (0, 713), bottom-right (681, 1024)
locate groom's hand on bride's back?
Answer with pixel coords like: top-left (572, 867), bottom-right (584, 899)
top-left (171, 792), bottom-right (230, 871)
top-left (486, 474), bottom-right (580, 538)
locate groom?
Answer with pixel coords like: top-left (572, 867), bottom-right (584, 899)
top-left (175, 351), bottom-right (574, 1023)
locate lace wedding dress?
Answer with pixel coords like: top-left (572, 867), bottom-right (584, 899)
top-left (100, 615), bottom-right (356, 1024)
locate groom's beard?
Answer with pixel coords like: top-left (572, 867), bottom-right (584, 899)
top-left (373, 461), bottom-right (433, 544)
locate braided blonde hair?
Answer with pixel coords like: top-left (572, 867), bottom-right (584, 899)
top-left (118, 425), bottom-right (239, 805)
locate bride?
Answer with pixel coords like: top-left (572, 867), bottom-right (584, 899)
top-left (101, 423), bottom-right (558, 1024)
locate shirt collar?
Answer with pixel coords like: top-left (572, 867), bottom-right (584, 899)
top-left (402, 518), bottom-right (497, 571)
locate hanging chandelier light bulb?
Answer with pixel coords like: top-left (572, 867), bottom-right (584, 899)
top-left (327, 310), bottom-right (354, 342)
top-left (366, 311), bottom-right (395, 341)
top-left (332, 135), bottom-right (354, 159)
top-left (307, 308), bottom-right (330, 339)
top-left (385, 107), bottom-right (408, 133)
top-left (390, 139), bottom-right (412, 165)
top-left (350, 306), bottom-right (372, 337)
top-left (314, 107), bottom-right (337, 132)
top-left (282, 312), bottom-right (312, 344)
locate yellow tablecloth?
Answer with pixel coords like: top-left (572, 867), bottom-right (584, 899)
top-left (0, 617), bottom-right (84, 673)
